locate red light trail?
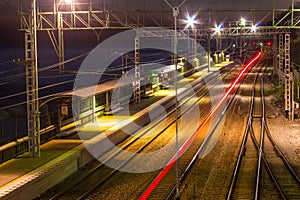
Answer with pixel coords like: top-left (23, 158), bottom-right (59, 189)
top-left (139, 52), bottom-right (262, 200)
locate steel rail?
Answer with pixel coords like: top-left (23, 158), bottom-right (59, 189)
top-left (76, 63), bottom-right (235, 200)
top-left (138, 52), bottom-right (262, 200)
top-left (227, 62), bottom-right (290, 200)
top-left (50, 63), bottom-right (236, 200)
top-left (226, 60), bottom-right (263, 200)
top-left (165, 62), bottom-right (244, 200)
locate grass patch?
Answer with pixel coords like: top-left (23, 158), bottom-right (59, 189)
top-left (273, 85), bottom-right (285, 97)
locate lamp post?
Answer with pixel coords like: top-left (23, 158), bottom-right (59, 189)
top-left (214, 24), bottom-right (222, 51)
top-left (184, 14), bottom-right (198, 66)
top-left (164, 1), bottom-right (186, 199)
top-left (55, 0), bottom-right (73, 73)
top-left (214, 24), bottom-right (224, 64)
top-left (207, 12), bottom-right (212, 72)
top-left (240, 18), bottom-right (246, 58)
top-left (173, 6), bottom-right (180, 200)
top-left (185, 15), bottom-right (196, 56)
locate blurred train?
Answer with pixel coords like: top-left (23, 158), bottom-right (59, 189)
top-left (147, 57), bottom-right (195, 91)
top-left (148, 64), bottom-right (183, 90)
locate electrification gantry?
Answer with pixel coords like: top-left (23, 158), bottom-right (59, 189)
top-left (19, 0), bottom-right (299, 156)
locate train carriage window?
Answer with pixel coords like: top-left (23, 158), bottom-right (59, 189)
top-left (99, 93), bottom-right (105, 106)
top-left (95, 93), bottom-right (105, 107)
top-left (81, 99), bottom-right (90, 113)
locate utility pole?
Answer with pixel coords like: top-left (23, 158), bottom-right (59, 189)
top-left (272, 34), bottom-right (278, 77)
top-left (134, 30), bottom-right (141, 103)
top-left (25, 0), bottom-right (40, 157)
top-left (279, 34), bottom-right (284, 84)
top-left (208, 11), bottom-right (211, 72)
top-left (284, 33), bottom-right (294, 121)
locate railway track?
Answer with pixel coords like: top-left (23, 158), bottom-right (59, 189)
top-left (226, 60), bottom-right (300, 200)
top-left (47, 62), bottom-right (238, 200)
top-left (145, 79), bottom-right (244, 199)
top-left (137, 53), bottom-right (263, 199)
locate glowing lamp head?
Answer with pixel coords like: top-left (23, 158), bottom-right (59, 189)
top-left (214, 24), bottom-right (223, 34)
top-left (64, 0), bottom-right (72, 4)
top-left (184, 14), bottom-right (198, 29)
top-left (251, 24), bottom-right (257, 32)
top-left (240, 18), bottom-right (246, 26)
top-left (187, 15), bottom-right (196, 26)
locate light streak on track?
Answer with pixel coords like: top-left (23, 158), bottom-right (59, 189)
top-left (139, 52), bottom-right (262, 200)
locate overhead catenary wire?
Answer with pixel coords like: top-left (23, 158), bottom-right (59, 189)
top-left (0, 75), bottom-right (113, 112)
top-left (0, 50), bottom-right (170, 85)
top-left (0, 51), bottom-right (89, 85)
top-left (39, 73), bottom-right (77, 79)
top-left (1, 50), bottom-right (202, 105)
top-left (0, 79), bottom-right (75, 102)
top-left (0, 60), bottom-right (13, 66)
top-left (0, 36), bottom-right (198, 85)
top-left (0, 56), bottom-right (173, 105)
top-left (0, 79), bottom-right (83, 111)
top-left (0, 37), bottom-right (200, 110)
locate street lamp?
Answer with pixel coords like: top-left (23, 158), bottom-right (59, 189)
top-left (207, 14), bottom-right (212, 72)
top-left (184, 14), bottom-right (198, 61)
top-left (214, 24), bottom-right (223, 51)
top-left (64, 0), bottom-right (73, 4)
top-left (184, 15), bottom-right (197, 29)
top-left (164, 1), bottom-right (186, 199)
top-left (251, 24), bottom-right (258, 32)
top-left (239, 17), bottom-right (246, 57)
top-left (214, 24), bottom-right (223, 34)
top-left (240, 17), bottom-right (246, 27)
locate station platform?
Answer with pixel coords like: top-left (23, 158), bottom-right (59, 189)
top-left (0, 61), bottom-right (233, 200)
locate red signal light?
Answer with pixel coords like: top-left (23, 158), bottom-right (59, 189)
top-left (266, 41), bottom-right (271, 46)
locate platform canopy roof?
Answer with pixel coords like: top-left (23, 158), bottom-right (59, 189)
top-left (63, 76), bottom-right (144, 99)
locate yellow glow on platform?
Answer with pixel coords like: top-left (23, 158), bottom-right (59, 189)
top-left (181, 78), bottom-right (194, 82)
top-left (60, 122), bottom-right (75, 132)
top-left (194, 71), bottom-right (205, 76)
top-left (154, 90), bottom-right (172, 97)
top-left (223, 61), bottom-right (234, 64)
top-left (107, 116), bottom-right (138, 131)
top-left (77, 123), bottom-right (102, 132)
top-left (76, 115), bottom-right (137, 133)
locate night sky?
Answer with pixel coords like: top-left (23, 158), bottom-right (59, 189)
top-left (0, 0), bottom-right (297, 74)
top-left (0, 2), bottom-right (21, 46)
top-left (0, 0), bottom-right (295, 47)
